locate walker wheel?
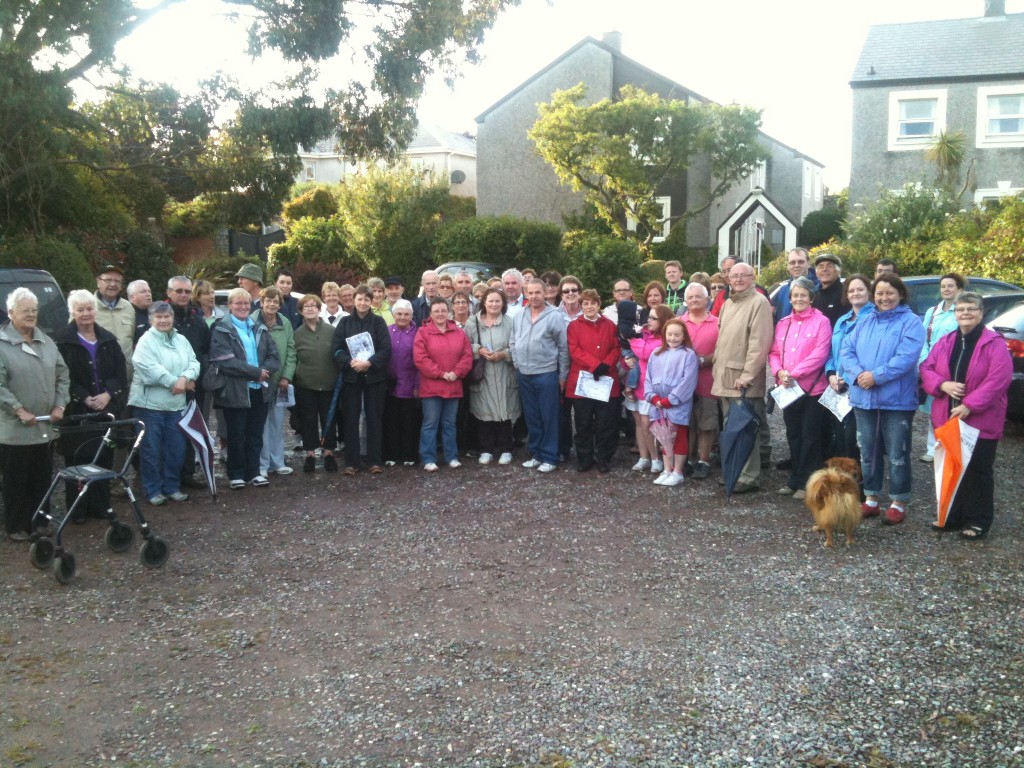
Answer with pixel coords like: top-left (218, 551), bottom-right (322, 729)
top-left (139, 537), bottom-right (169, 569)
top-left (104, 521), bottom-right (134, 553)
top-left (30, 539), bottom-right (55, 570)
top-left (53, 553), bottom-right (76, 585)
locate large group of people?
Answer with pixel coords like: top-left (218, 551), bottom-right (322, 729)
top-left (0, 252), bottom-right (1013, 543)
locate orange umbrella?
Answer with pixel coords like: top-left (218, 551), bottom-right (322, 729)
top-left (932, 416), bottom-right (979, 527)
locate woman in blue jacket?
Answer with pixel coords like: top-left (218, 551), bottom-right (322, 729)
top-left (824, 274), bottom-right (874, 460)
top-left (839, 275), bottom-right (924, 526)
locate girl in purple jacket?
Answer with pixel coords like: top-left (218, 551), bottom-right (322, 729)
top-left (643, 318), bottom-right (698, 487)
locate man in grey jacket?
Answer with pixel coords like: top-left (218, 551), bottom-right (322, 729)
top-left (509, 278), bottom-right (569, 473)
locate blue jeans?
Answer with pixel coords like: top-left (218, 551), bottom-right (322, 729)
top-left (854, 408), bottom-right (915, 502)
top-left (419, 397), bottom-right (460, 465)
top-left (260, 398), bottom-right (287, 473)
top-left (518, 370), bottom-right (561, 465)
top-left (135, 407), bottom-right (186, 498)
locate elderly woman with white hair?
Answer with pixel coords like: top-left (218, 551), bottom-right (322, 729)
top-left (0, 287), bottom-right (70, 540)
top-left (130, 300), bottom-right (201, 505)
top-left (53, 290), bottom-right (128, 521)
top-left (382, 299), bottom-right (421, 465)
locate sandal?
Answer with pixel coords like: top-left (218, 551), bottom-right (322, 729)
top-left (961, 525), bottom-right (987, 540)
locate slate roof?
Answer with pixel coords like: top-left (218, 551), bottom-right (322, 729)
top-left (407, 125), bottom-right (476, 155)
top-left (851, 12), bottom-right (1024, 86)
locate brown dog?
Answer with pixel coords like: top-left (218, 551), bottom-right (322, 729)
top-left (804, 458), bottom-right (862, 547)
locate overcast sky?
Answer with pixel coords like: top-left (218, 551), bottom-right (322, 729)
top-left (114, 0), bottom-right (1024, 191)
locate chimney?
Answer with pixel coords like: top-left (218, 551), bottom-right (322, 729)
top-left (984, 0), bottom-right (1005, 17)
top-left (602, 30), bottom-right (623, 51)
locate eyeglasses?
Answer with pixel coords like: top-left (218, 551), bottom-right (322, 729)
top-left (732, 273), bottom-right (754, 280)
top-left (954, 307), bottom-right (981, 314)
top-left (171, 288), bottom-right (192, 295)
top-left (561, 287), bottom-right (580, 294)
top-left (711, 284), bottom-right (726, 290)
top-left (613, 288), bottom-right (631, 294)
top-left (99, 277), bottom-right (123, 285)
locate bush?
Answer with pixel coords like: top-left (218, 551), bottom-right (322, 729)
top-left (434, 216), bottom-right (564, 273)
top-left (288, 262), bottom-right (363, 295)
top-left (164, 196), bottom-right (220, 237)
top-left (800, 205), bottom-right (845, 248)
top-left (121, 230), bottom-right (177, 292)
top-left (844, 183), bottom-right (958, 251)
top-left (0, 236), bottom-right (94, 292)
top-left (282, 187), bottom-right (338, 230)
top-left (267, 215), bottom-right (353, 272)
top-left (937, 194), bottom-right (1024, 285)
top-left (561, 232), bottom-right (643, 301)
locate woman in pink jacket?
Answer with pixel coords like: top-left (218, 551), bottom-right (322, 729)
top-left (768, 277), bottom-right (833, 499)
top-left (414, 297), bottom-right (473, 472)
top-left (920, 291), bottom-right (1012, 539)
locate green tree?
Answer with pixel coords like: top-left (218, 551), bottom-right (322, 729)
top-left (434, 216), bottom-right (564, 272)
top-left (1, 0), bottom-right (517, 235)
top-left (529, 84), bottom-right (768, 254)
top-left (561, 232), bottom-right (643, 301)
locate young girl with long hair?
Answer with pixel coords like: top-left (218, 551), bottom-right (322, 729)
top-left (627, 304), bottom-right (676, 475)
top-left (643, 318), bottom-right (699, 487)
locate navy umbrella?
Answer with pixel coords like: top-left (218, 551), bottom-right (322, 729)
top-left (321, 370), bottom-right (344, 447)
top-left (720, 392), bottom-right (761, 497)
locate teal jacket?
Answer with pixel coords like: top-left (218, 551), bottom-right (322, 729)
top-left (128, 327), bottom-right (201, 412)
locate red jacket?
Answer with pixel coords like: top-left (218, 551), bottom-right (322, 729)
top-left (413, 321), bottom-right (473, 399)
top-left (566, 315), bottom-right (621, 399)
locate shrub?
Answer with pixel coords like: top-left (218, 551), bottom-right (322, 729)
top-left (561, 231), bottom-right (643, 301)
top-left (844, 183), bottom-right (958, 251)
top-left (282, 187), bottom-right (338, 230)
top-left (288, 262), bottom-right (363, 295)
top-left (121, 231), bottom-right (177, 292)
top-left (434, 216), bottom-right (564, 273)
top-left (800, 205), bottom-right (845, 248)
top-left (0, 236), bottom-right (94, 292)
top-left (164, 196), bottom-right (220, 237)
top-left (937, 194), bottom-right (1024, 285)
top-left (267, 215), bottom-right (355, 273)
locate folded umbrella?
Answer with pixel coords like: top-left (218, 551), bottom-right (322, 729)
top-left (648, 415), bottom-right (677, 469)
top-left (720, 394), bottom-right (760, 497)
top-left (177, 400), bottom-right (217, 499)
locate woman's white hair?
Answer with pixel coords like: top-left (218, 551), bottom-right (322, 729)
top-left (6, 286), bottom-right (38, 312)
top-left (67, 289), bottom-right (97, 313)
top-left (391, 299), bottom-right (413, 313)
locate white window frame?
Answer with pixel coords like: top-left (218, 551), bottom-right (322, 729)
top-left (749, 160), bottom-right (766, 191)
top-left (887, 89), bottom-right (947, 151)
top-left (976, 85), bottom-right (1024, 148)
top-left (974, 182), bottom-right (1024, 204)
top-left (304, 164), bottom-right (316, 181)
top-left (625, 196), bottom-right (672, 243)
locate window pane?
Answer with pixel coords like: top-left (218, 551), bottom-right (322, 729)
top-left (900, 121), bottom-right (934, 137)
top-left (989, 117), bottom-right (1024, 135)
top-left (990, 94), bottom-right (1024, 117)
top-left (901, 99), bottom-right (935, 120)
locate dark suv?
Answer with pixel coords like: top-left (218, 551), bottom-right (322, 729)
top-left (902, 275), bottom-right (1022, 318)
top-left (0, 268), bottom-right (68, 334)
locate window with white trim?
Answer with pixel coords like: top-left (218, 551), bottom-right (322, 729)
top-left (304, 164), bottom-right (316, 181)
top-left (625, 196), bottom-right (671, 242)
top-left (887, 89), bottom-right (947, 151)
top-left (976, 85), bottom-right (1024, 148)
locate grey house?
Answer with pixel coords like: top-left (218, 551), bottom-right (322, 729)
top-left (849, 1), bottom-right (1024, 209)
top-left (475, 33), bottom-right (824, 265)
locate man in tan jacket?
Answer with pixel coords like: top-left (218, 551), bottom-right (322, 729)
top-left (712, 262), bottom-right (774, 493)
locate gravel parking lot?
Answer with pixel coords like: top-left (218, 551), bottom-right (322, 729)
top-left (2, 411), bottom-right (1022, 767)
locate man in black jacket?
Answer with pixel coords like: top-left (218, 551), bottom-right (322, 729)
top-left (332, 284), bottom-right (392, 473)
top-left (168, 275), bottom-right (211, 489)
top-left (811, 253), bottom-right (845, 327)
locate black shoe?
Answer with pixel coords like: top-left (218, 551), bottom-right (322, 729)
top-left (324, 454), bottom-right (338, 472)
top-left (692, 461), bottom-right (711, 480)
top-left (731, 481), bottom-right (761, 495)
top-left (775, 458), bottom-right (793, 471)
top-left (180, 475), bottom-right (206, 490)
top-left (576, 460), bottom-right (594, 473)
top-left (596, 461), bottom-right (611, 474)
top-left (304, 456), bottom-right (316, 473)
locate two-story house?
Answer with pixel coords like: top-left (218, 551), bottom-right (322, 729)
top-left (475, 33), bottom-right (824, 264)
top-left (849, 1), bottom-right (1024, 208)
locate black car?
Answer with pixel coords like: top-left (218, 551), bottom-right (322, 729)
top-left (988, 302), bottom-right (1024, 421)
top-left (0, 268), bottom-right (68, 335)
top-left (903, 275), bottom-right (1022, 319)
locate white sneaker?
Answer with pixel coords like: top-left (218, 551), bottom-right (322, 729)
top-left (448, 459), bottom-right (462, 469)
top-left (250, 475), bottom-right (269, 487)
top-left (478, 453), bottom-right (493, 465)
top-left (631, 458), bottom-right (651, 471)
top-left (537, 462), bottom-right (557, 473)
top-left (424, 463), bottom-right (438, 472)
top-left (522, 458), bottom-right (541, 469)
top-left (273, 466), bottom-right (294, 476)
top-left (229, 479), bottom-right (245, 490)
top-left (662, 472), bottom-right (685, 487)
top-left (653, 471), bottom-right (670, 485)
top-left (651, 459), bottom-right (664, 474)
top-left (498, 452), bottom-right (513, 465)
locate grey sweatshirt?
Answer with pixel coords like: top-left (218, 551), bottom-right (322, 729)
top-left (508, 303), bottom-right (570, 381)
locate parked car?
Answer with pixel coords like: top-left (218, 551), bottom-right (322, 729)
top-left (435, 262), bottom-right (504, 285)
top-left (988, 302), bottom-right (1024, 421)
top-left (0, 268), bottom-right (68, 335)
top-left (903, 275), bottom-right (1022, 319)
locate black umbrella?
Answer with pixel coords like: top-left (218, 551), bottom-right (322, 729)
top-left (321, 370), bottom-right (344, 447)
top-left (720, 392), bottom-right (760, 497)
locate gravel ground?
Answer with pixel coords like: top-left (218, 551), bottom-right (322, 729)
top-left (2, 410), bottom-right (1023, 768)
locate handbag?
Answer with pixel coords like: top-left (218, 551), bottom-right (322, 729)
top-left (468, 320), bottom-right (486, 383)
top-left (203, 362), bottom-right (226, 392)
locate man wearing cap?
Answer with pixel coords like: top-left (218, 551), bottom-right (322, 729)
top-left (94, 264), bottom-right (136, 371)
top-left (236, 263), bottom-right (264, 312)
top-left (127, 279), bottom-right (153, 343)
top-left (384, 276), bottom-right (405, 306)
top-left (812, 253), bottom-right (845, 327)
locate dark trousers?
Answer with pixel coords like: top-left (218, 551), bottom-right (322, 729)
top-left (456, 383), bottom-right (480, 453)
top-left (382, 395), bottom-right (421, 463)
top-left (559, 396), bottom-right (573, 459)
top-left (222, 391), bottom-right (270, 482)
top-left (945, 437), bottom-right (998, 532)
top-left (2, 442), bottom-right (52, 535)
top-left (782, 394), bottom-right (826, 491)
top-left (294, 387), bottom-right (337, 452)
top-left (570, 397), bottom-right (618, 464)
top-left (478, 420), bottom-right (513, 456)
top-left (342, 378), bottom-right (385, 468)
top-left (63, 441), bottom-right (113, 519)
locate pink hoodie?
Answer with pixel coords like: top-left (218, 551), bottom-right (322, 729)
top-left (769, 306), bottom-right (832, 396)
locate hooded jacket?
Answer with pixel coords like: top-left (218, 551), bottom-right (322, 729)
top-left (768, 305), bottom-right (832, 396)
top-left (0, 323), bottom-right (69, 445)
top-left (413, 321), bottom-right (473, 399)
top-left (839, 303), bottom-right (924, 411)
top-left (208, 315), bottom-right (280, 408)
top-left (920, 326), bottom-right (1012, 440)
top-left (509, 303), bottom-right (569, 380)
top-left (129, 326), bottom-right (201, 412)
top-left (644, 345), bottom-right (698, 425)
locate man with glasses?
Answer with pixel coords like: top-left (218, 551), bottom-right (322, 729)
top-left (771, 248), bottom-right (819, 324)
top-left (711, 263), bottom-right (774, 493)
top-left (167, 276), bottom-right (212, 489)
top-left (603, 279), bottom-right (634, 322)
top-left (94, 264), bottom-right (136, 374)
